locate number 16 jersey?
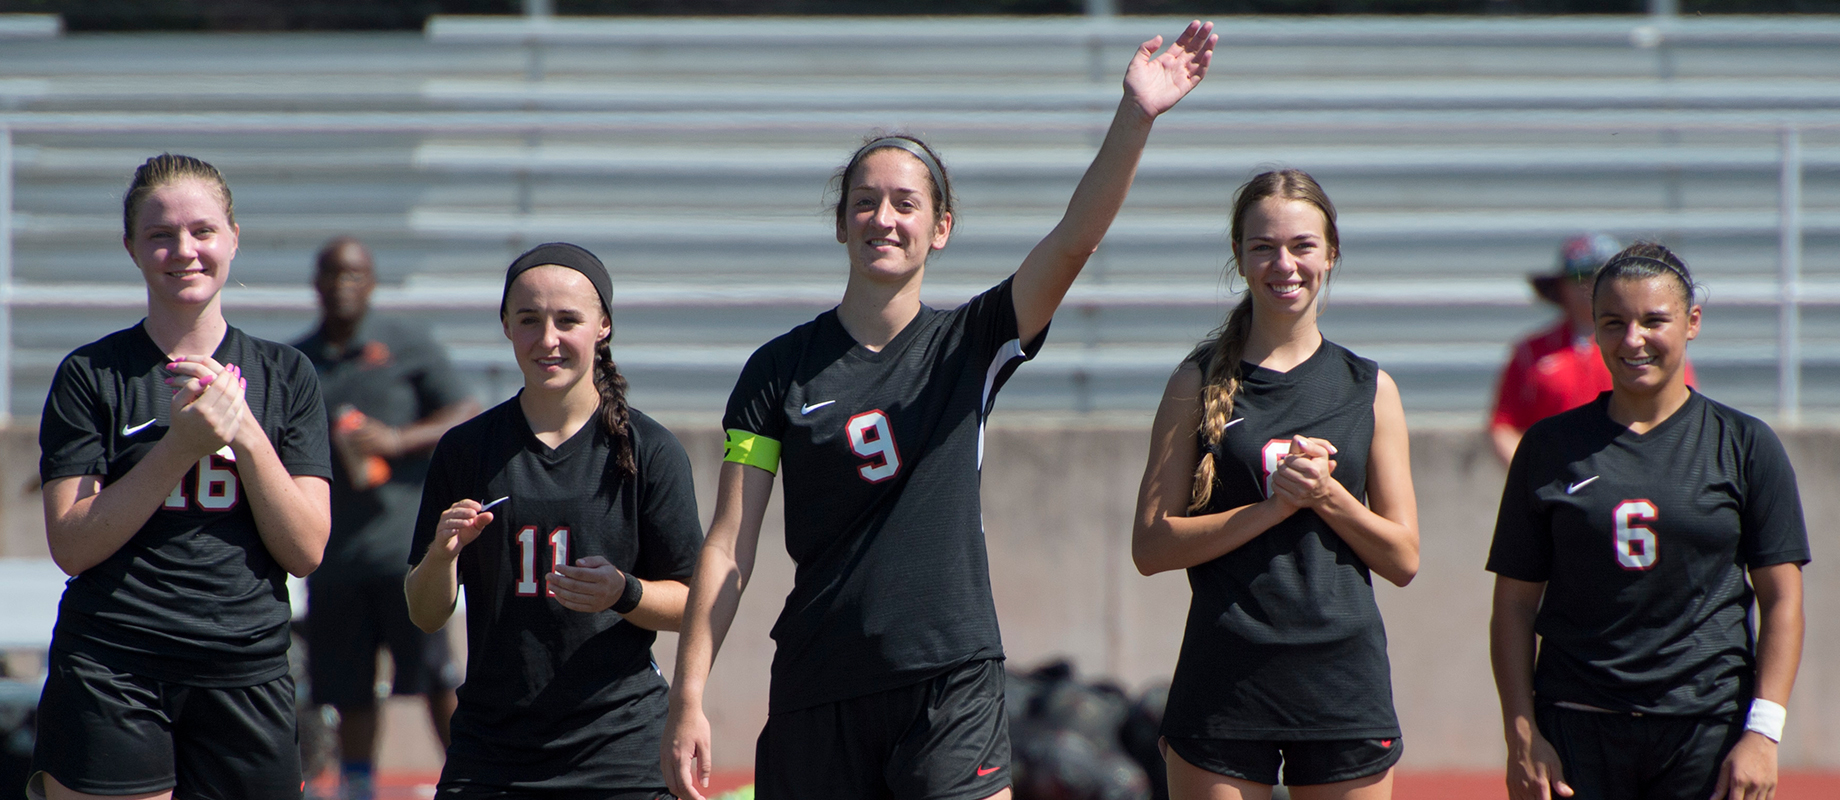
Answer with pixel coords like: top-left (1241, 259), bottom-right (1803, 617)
top-left (1488, 391), bottom-right (1811, 718)
top-left (723, 277), bottom-right (1043, 715)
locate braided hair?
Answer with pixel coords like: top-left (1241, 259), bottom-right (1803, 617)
top-left (1189, 169), bottom-right (1340, 513)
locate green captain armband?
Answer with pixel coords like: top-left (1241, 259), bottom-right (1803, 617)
top-left (723, 429), bottom-right (781, 474)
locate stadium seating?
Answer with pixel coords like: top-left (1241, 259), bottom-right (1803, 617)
top-left (1, 15), bottom-right (1836, 421)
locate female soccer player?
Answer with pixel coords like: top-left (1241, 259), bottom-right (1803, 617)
top-left (33, 154), bottom-right (332, 799)
top-left (404, 242), bottom-right (703, 799)
top-left (663, 21), bottom-right (1215, 800)
top-left (1488, 243), bottom-right (1808, 800)
top-left (1131, 169), bottom-right (1419, 800)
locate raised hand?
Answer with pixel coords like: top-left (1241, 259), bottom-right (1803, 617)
top-left (428, 499), bottom-right (493, 563)
top-left (164, 355), bottom-right (247, 458)
top-left (1123, 20), bottom-right (1216, 121)
top-left (550, 555), bottom-right (628, 613)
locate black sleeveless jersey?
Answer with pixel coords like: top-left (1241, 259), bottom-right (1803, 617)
top-left (1488, 391), bottom-right (1810, 718)
top-left (409, 400), bottom-right (704, 791)
top-left (38, 323), bottom-right (332, 687)
top-left (722, 277), bottom-right (1043, 714)
top-left (1161, 341), bottom-right (1402, 741)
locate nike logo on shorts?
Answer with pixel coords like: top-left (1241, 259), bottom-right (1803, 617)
top-left (1566, 476), bottom-right (1600, 494)
top-left (800, 400), bottom-right (836, 415)
top-left (121, 419), bottom-right (157, 436)
top-left (976, 765), bottom-right (1000, 777)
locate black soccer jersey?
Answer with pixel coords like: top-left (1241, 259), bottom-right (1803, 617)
top-left (296, 317), bottom-right (471, 580)
top-left (722, 277), bottom-right (1043, 714)
top-left (409, 399), bottom-right (703, 791)
top-left (1487, 391), bottom-right (1810, 718)
top-left (1161, 341), bottom-right (1402, 741)
top-left (38, 322), bottom-right (332, 687)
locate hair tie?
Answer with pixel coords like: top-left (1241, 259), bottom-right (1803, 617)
top-left (856, 137), bottom-right (947, 202)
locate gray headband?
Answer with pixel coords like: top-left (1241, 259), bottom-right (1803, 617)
top-left (856, 137), bottom-right (947, 203)
top-left (1601, 254), bottom-right (1691, 287)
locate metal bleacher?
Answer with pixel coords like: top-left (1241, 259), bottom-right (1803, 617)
top-left (2, 14), bottom-right (1838, 426)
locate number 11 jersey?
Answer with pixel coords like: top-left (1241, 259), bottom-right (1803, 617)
top-left (1488, 391), bottom-right (1811, 717)
top-left (723, 277), bottom-right (1043, 715)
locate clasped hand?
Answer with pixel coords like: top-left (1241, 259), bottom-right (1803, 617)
top-left (1270, 435), bottom-right (1339, 512)
top-left (163, 355), bottom-right (248, 458)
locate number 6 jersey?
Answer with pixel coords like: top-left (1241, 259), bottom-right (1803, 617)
top-left (38, 323), bottom-right (332, 687)
top-left (722, 277), bottom-right (1043, 715)
top-left (1487, 390), bottom-right (1811, 717)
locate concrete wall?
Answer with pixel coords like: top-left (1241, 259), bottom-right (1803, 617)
top-left (3, 422), bottom-right (1835, 770)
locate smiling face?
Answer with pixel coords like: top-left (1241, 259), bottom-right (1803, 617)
top-left (124, 178), bottom-right (239, 309)
top-left (501, 265), bottom-right (611, 398)
top-left (835, 148), bottom-right (952, 284)
top-left (1235, 196), bottom-right (1336, 319)
top-left (1594, 275), bottom-right (1700, 396)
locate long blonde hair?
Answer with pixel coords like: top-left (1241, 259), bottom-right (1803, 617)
top-left (1189, 169), bottom-right (1340, 512)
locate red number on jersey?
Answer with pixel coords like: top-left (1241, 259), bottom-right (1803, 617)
top-left (515, 526), bottom-right (572, 597)
top-left (1612, 500), bottom-right (1659, 570)
top-left (1259, 439), bottom-right (1290, 498)
top-left (161, 454), bottom-right (242, 511)
top-left (847, 410), bottom-right (901, 483)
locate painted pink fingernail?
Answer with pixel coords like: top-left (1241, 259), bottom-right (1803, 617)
top-left (197, 374), bottom-right (215, 387)
top-left (240, 377), bottom-right (247, 389)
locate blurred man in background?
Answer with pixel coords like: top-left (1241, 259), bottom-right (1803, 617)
top-left (296, 237), bottom-right (479, 800)
top-left (1488, 233), bottom-right (1695, 465)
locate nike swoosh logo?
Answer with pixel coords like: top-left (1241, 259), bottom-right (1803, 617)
top-left (1566, 476), bottom-right (1600, 494)
top-left (976, 766), bottom-right (1000, 777)
top-left (800, 400), bottom-right (836, 415)
top-left (121, 419), bottom-right (157, 436)
top-left (1223, 418), bottom-right (1243, 430)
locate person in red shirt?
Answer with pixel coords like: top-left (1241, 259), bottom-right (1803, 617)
top-left (1489, 234), bottom-right (1696, 465)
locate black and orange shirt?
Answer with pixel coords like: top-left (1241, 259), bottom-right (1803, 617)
top-left (1488, 391), bottom-right (1810, 717)
top-left (722, 277), bottom-right (1043, 714)
top-left (39, 322), bottom-right (331, 687)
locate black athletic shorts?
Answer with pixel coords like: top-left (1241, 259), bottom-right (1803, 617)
top-left (436, 786), bottom-right (673, 800)
top-left (1164, 734), bottom-right (1402, 787)
top-left (30, 648), bottom-right (301, 800)
top-left (756, 658), bottom-right (1010, 800)
top-left (1536, 703), bottom-right (1744, 800)
top-left (306, 575), bottom-right (459, 708)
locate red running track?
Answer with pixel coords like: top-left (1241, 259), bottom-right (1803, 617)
top-left (345, 770), bottom-right (1840, 799)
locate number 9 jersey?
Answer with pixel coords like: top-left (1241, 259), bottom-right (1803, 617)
top-left (721, 277), bottom-right (1043, 715)
top-left (1487, 390), bottom-right (1811, 717)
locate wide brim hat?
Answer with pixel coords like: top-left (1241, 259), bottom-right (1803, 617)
top-left (1531, 233), bottom-right (1621, 305)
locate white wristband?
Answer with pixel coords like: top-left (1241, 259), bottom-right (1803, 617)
top-left (1745, 698), bottom-right (1786, 742)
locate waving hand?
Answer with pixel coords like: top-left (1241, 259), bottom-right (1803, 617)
top-left (1123, 20), bottom-right (1216, 121)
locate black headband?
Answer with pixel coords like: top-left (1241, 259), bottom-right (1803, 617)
top-left (500, 242), bottom-right (613, 322)
top-left (1600, 254), bottom-right (1693, 294)
top-left (856, 137), bottom-right (947, 203)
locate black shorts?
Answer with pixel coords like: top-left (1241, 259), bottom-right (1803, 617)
top-left (1164, 735), bottom-right (1402, 787)
top-left (306, 575), bottom-right (458, 708)
top-left (1536, 703), bottom-right (1743, 800)
top-left (30, 648), bottom-right (301, 800)
top-left (756, 658), bottom-right (1010, 800)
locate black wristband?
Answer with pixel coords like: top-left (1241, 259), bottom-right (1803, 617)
top-left (611, 569), bottom-right (643, 614)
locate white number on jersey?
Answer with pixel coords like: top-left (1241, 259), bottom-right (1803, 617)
top-left (847, 410), bottom-right (901, 483)
top-left (515, 526), bottom-right (572, 597)
top-left (1259, 439), bottom-right (1291, 498)
top-left (1612, 499), bottom-right (1659, 570)
top-left (161, 455), bottom-right (241, 511)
